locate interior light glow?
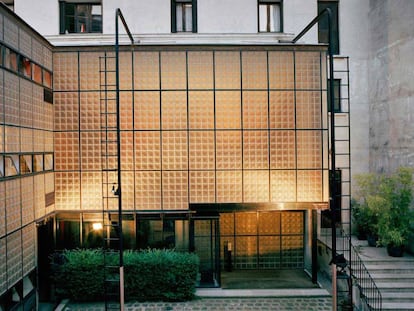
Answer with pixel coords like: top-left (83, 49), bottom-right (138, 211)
top-left (92, 222), bottom-right (103, 230)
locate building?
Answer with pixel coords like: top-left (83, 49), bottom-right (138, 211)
top-left (3, 0), bottom-right (412, 309)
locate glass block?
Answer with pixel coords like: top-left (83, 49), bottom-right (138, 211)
top-left (34, 174), bottom-right (46, 219)
top-left (258, 211), bottom-right (281, 235)
top-left (235, 236), bottom-right (257, 269)
top-left (0, 127), bottom-right (3, 154)
top-left (188, 51), bottom-right (213, 89)
top-left (0, 183), bottom-right (5, 236)
top-left (20, 128), bottom-right (33, 153)
top-left (4, 16), bottom-right (18, 50)
top-left (269, 91), bottom-right (295, 129)
top-left (119, 52), bottom-right (133, 90)
top-left (121, 171), bottom-right (134, 210)
top-left (6, 231), bottom-right (22, 286)
top-left (282, 212), bottom-right (304, 234)
top-left (161, 131), bottom-right (188, 170)
top-left (121, 131), bottom-right (134, 170)
top-left (215, 91), bottom-right (241, 129)
top-left (134, 131), bottom-right (161, 170)
top-left (235, 212), bottom-right (257, 235)
top-left (296, 130), bottom-right (322, 169)
top-left (281, 235), bottom-right (304, 268)
top-left (33, 129), bottom-right (45, 153)
top-left (55, 172), bottom-right (80, 210)
top-left (189, 171), bottom-right (215, 203)
top-left (45, 172), bottom-right (54, 193)
top-left (215, 51), bottom-right (241, 89)
top-left (220, 213), bottom-right (234, 236)
top-left (189, 91), bottom-right (214, 129)
top-left (120, 91), bottom-right (133, 130)
top-left (161, 52), bottom-right (186, 90)
top-left (242, 51), bottom-right (267, 90)
top-left (161, 91), bottom-right (187, 130)
top-left (162, 171), bottom-right (188, 210)
top-left (243, 130), bottom-right (269, 169)
top-left (4, 72), bottom-right (19, 126)
top-left (43, 46), bottom-right (53, 71)
top-left (54, 92), bottom-right (79, 131)
top-left (80, 52), bottom-right (102, 91)
top-left (270, 170), bottom-right (296, 202)
top-left (54, 52), bottom-right (78, 91)
top-left (5, 126), bottom-right (19, 153)
top-left (134, 91), bottom-right (160, 130)
top-left (270, 130), bottom-right (296, 169)
top-left (297, 170), bottom-right (323, 202)
top-left (0, 70), bottom-right (3, 125)
top-left (80, 92), bottom-right (100, 130)
top-left (268, 51), bottom-right (294, 89)
top-left (296, 91), bottom-right (321, 129)
top-left (80, 172), bottom-right (102, 210)
top-left (243, 170), bottom-right (269, 202)
top-left (189, 131), bottom-right (215, 170)
top-left (216, 130), bottom-right (242, 169)
top-left (216, 170), bottom-right (243, 203)
top-left (19, 29), bottom-right (32, 58)
top-left (21, 177), bottom-right (34, 226)
top-left (295, 52), bottom-right (321, 90)
top-left (0, 14), bottom-right (3, 41)
top-left (135, 171), bottom-right (161, 210)
top-left (0, 239), bottom-right (6, 293)
top-left (242, 91), bottom-right (268, 129)
top-left (22, 224), bottom-right (36, 275)
top-left (20, 79), bottom-right (33, 128)
top-left (80, 132), bottom-right (101, 171)
top-left (31, 38), bottom-right (43, 67)
top-left (54, 132), bottom-right (80, 171)
top-left (134, 52), bottom-right (160, 90)
top-left (259, 236), bottom-right (281, 269)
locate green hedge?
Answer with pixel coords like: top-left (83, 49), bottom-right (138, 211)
top-left (51, 249), bottom-right (199, 302)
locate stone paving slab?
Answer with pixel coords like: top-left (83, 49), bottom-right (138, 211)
top-left (65, 297), bottom-right (333, 311)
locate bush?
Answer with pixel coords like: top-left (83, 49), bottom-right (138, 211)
top-left (51, 249), bottom-right (199, 302)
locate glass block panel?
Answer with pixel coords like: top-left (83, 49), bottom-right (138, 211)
top-left (281, 235), bottom-right (304, 268)
top-left (43, 46), bottom-right (53, 71)
top-left (282, 212), bottom-right (304, 234)
top-left (20, 128), bottom-right (33, 153)
top-left (296, 91), bottom-right (321, 129)
top-left (22, 224), bottom-right (36, 276)
top-left (5, 179), bottom-right (21, 232)
top-left (188, 51), bottom-right (213, 89)
top-left (4, 72), bottom-right (19, 126)
top-left (189, 91), bottom-right (214, 129)
top-left (189, 131), bottom-right (215, 170)
top-left (243, 170), bottom-right (269, 202)
top-left (119, 52), bottom-right (133, 90)
top-left (162, 171), bottom-right (188, 210)
top-left (270, 170), bottom-right (297, 202)
top-left (21, 177), bottom-right (34, 226)
top-left (259, 236), bottom-right (281, 269)
top-left (81, 172), bottom-right (102, 210)
top-left (216, 130), bottom-right (242, 169)
top-left (134, 131), bottom-right (161, 170)
top-left (297, 130), bottom-right (322, 169)
top-left (120, 91), bottom-right (133, 130)
top-left (55, 172), bottom-right (80, 210)
top-left (135, 171), bottom-right (161, 210)
top-left (34, 174), bottom-right (46, 219)
top-left (31, 38), bottom-right (43, 67)
top-left (242, 91), bottom-right (268, 129)
top-left (134, 52), bottom-right (160, 90)
top-left (189, 171), bottom-right (215, 203)
top-left (235, 212), bottom-right (257, 235)
top-left (215, 91), bottom-right (241, 129)
top-left (121, 171), bottom-right (134, 210)
top-left (54, 132), bottom-right (80, 171)
top-left (268, 51), bottom-right (294, 89)
top-left (54, 52), bottom-right (78, 91)
top-left (161, 91), bottom-right (187, 130)
top-left (7, 231), bottom-right (22, 286)
top-left (161, 131), bottom-right (188, 170)
top-left (20, 79), bottom-right (33, 128)
top-left (120, 131), bottom-right (134, 170)
top-left (0, 71), bottom-right (3, 125)
top-left (258, 211), bottom-right (281, 235)
top-left (80, 92), bottom-right (100, 130)
top-left (220, 213), bottom-right (234, 236)
top-left (134, 91), bottom-right (160, 130)
top-left (270, 130), bottom-right (296, 169)
top-left (161, 52), bottom-right (186, 90)
top-left (243, 130), bottom-right (269, 169)
top-left (80, 52), bottom-right (101, 90)
top-left (295, 52), bottom-right (321, 90)
top-left (242, 51), bottom-right (267, 90)
top-left (4, 16), bottom-right (18, 50)
top-left (297, 170), bottom-right (323, 202)
top-left (215, 51), bottom-right (241, 89)
top-left (235, 236), bottom-right (257, 269)
top-left (269, 91), bottom-right (295, 129)
top-left (0, 183), bottom-right (5, 236)
top-left (19, 29), bottom-right (32, 59)
top-left (0, 239), bottom-right (6, 293)
top-left (216, 170), bottom-right (243, 203)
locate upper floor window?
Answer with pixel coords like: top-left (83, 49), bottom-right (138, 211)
top-left (258, 0), bottom-right (282, 32)
top-left (328, 79), bottom-right (341, 112)
top-left (171, 0), bottom-right (197, 33)
top-left (318, 0), bottom-right (339, 54)
top-left (59, 1), bottom-right (102, 34)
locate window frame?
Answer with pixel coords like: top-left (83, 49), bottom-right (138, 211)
top-left (318, 0), bottom-right (339, 55)
top-left (59, 1), bottom-right (102, 34)
top-left (327, 78), bottom-right (341, 112)
top-left (171, 0), bottom-right (197, 33)
top-left (258, 0), bottom-right (283, 33)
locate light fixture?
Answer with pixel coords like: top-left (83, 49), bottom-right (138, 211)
top-left (92, 222), bottom-right (103, 231)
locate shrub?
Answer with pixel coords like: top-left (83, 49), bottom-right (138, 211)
top-left (51, 248), bottom-right (199, 302)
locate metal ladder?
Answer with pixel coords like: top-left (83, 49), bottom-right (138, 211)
top-left (99, 53), bottom-right (121, 310)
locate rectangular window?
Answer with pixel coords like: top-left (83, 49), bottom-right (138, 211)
top-left (5, 155), bottom-right (19, 177)
top-left (32, 63), bottom-right (42, 84)
top-left (33, 154), bottom-right (44, 172)
top-left (259, 0), bottom-right (282, 32)
top-left (327, 79), bottom-right (341, 112)
top-left (4, 48), bottom-right (18, 71)
top-left (318, 1), bottom-right (339, 54)
top-left (172, 0), bottom-right (197, 33)
top-left (19, 57), bottom-right (32, 79)
top-left (19, 155), bottom-right (32, 174)
top-left (44, 153), bottom-right (54, 171)
top-left (43, 69), bottom-right (52, 88)
top-left (60, 1), bottom-right (102, 34)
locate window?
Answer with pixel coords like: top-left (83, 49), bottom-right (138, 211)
top-left (33, 154), bottom-right (44, 172)
top-left (318, 1), bottom-right (339, 54)
top-left (172, 0), bottom-right (197, 33)
top-left (59, 1), bottom-right (102, 34)
top-left (321, 169), bottom-right (342, 227)
top-left (19, 57), bottom-right (32, 78)
top-left (327, 79), bottom-right (341, 112)
top-left (32, 63), bottom-right (42, 84)
top-left (19, 155), bottom-right (32, 174)
top-left (5, 155), bottom-right (19, 177)
top-left (258, 0), bottom-right (282, 32)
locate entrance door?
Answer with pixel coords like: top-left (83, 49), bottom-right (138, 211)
top-left (220, 211), bottom-right (304, 270)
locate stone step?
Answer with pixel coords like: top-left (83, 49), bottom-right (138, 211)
top-left (364, 264), bottom-right (414, 273)
top-left (382, 302), bottom-right (414, 310)
top-left (376, 282), bottom-right (414, 292)
top-left (371, 272), bottom-right (414, 282)
top-left (381, 292), bottom-right (414, 302)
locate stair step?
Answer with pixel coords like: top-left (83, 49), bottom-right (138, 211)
top-left (381, 292), bottom-right (414, 301)
top-left (376, 282), bottom-right (414, 292)
top-left (382, 302), bottom-right (414, 310)
top-left (371, 273), bottom-right (414, 281)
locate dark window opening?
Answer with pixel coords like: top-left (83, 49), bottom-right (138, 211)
top-left (321, 169), bottom-right (342, 227)
top-left (60, 1), bottom-right (102, 34)
top-left (318, 1), bottom-right (339, 54)
top-left (258, 0), bottom-right (282, 32)
top-left (172, 0), bottom-right (197, 33)
top-left (328, 79), bottom-right (341, 112)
